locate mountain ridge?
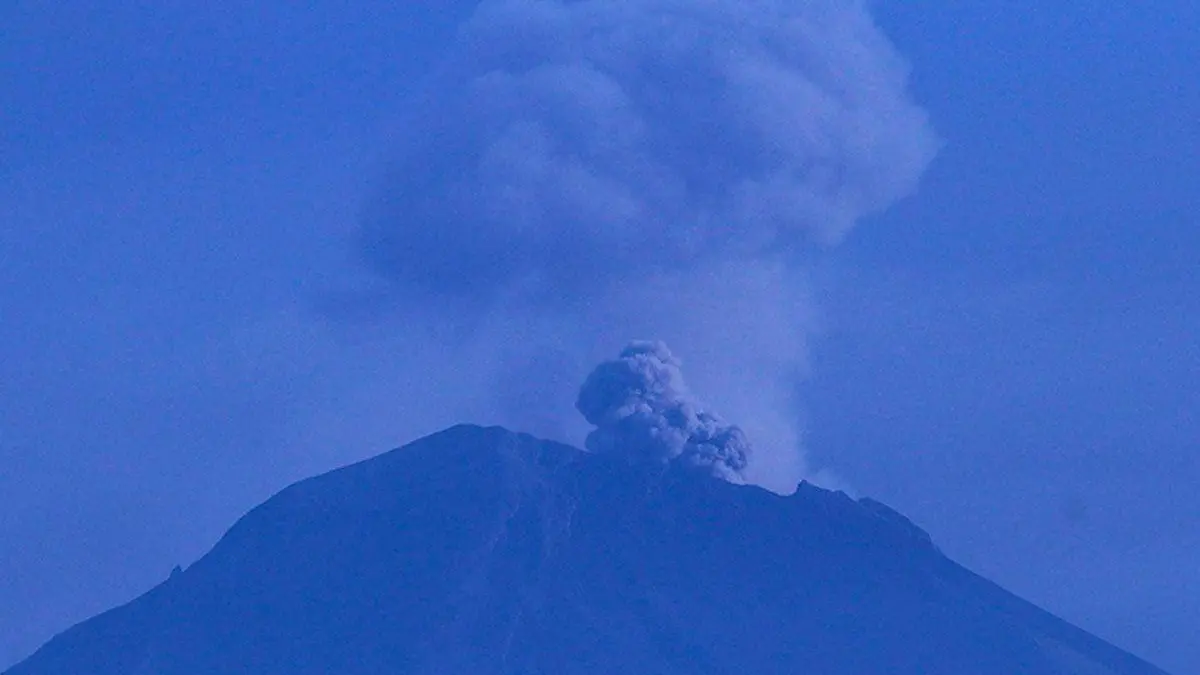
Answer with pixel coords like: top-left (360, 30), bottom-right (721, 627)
top-left (7, 424), bottom-right (1171, 675)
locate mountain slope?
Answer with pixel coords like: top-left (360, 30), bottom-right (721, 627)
top-left (7, 425), bottom-right (1171, 675)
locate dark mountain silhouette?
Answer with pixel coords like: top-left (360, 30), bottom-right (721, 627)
top-left (7, 425), bottom-right (1171, 675)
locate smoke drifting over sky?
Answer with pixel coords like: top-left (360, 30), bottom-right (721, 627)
top-left (363, 0), bottom-right (936, 300)
top-left (578, 341), bottom-right (751, 482)
top-left (358, 0), bottom-right (937, 491)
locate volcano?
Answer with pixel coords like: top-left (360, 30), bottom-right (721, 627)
top-left (6, 424), bottom-right (1170, 675)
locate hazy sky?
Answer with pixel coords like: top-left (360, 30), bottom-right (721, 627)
top-left (2, 2), bottom-right (1197, 673)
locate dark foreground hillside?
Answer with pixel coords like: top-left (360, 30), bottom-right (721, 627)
top-left (8, 425), bottom-right (1171, 675)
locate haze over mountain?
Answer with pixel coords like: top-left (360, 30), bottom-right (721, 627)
top-left (7, 344), bottom-right (1172, 675)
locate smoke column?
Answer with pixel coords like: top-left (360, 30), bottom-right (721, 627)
top-left (577, 341), bottom-right (752, 482)
top-left (357, 0), bottom-right (937, 493)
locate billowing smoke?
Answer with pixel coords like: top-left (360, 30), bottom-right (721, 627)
top-left (577, 341), bottom-right (751, 482)
top-left (362, 0), bottom-right (936, 302)
top-left (356, 0), bottom-right (936, 492)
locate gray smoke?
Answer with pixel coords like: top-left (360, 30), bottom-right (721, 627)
top-left (577, 341), bottom-right (751, 482)
top-left (361, 0), bottom-right (936, 303)
top-left (356, 0), bottom-right (937, 492)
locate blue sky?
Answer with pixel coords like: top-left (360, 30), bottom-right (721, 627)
top-left (1, 2), bottom-right (1196, 672)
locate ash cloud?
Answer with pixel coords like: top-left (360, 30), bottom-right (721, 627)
top-left (577, 341), bottom-right (750, 482)
top-left (355, 0), bottom-right (937, 492)
top-left (361, 0), bottom-right (936, 302)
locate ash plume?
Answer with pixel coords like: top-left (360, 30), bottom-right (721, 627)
top-left (354, 0), bottom-right (937, 492)
top-left (361, 0), bottom-right (935, 301)
top-left (577, 341), bottom-right (751, 482)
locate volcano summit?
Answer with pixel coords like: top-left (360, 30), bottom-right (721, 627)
top-left (8, 421), bottom-right (1170, 674)
top-left (6, 343), bottom-right (1173, 674)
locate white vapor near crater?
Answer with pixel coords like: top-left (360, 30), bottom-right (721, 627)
top-left (356, 0), bottom-right (937, 493)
